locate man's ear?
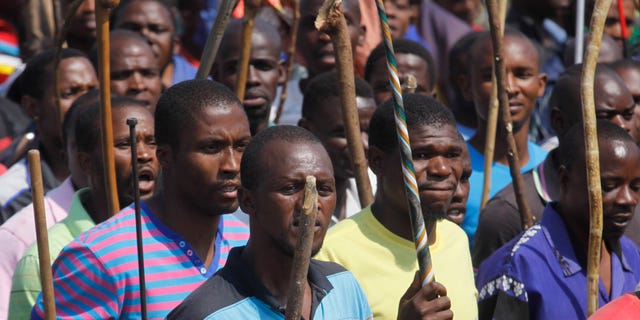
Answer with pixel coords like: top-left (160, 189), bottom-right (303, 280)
top-left (457, 74), bottom-right (472, 101)
top-left (277, 59), bottom-right (286, 85)
top-left (21, 95), bottom-right (40, 120)
top-left (298, 117), bottom-right (313, 131)
top-left (368, 145), bottom-right (384, 176)
top-left (156, 144), bottom-right (173, 168)
top-left (537, 72), bottom-right (548, 97)
top-left (238, 187), bottom-right (255, 215)
top-left (77, 151), bottom-right (94, 177)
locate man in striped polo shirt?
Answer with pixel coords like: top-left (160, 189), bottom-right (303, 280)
top-left (31, 80), bottom-right (252, 319)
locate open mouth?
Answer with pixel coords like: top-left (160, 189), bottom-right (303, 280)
top-left (137, 168), bottom-right (156, 195)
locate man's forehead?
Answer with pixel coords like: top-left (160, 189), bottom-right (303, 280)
top-left (118, 0), bottom-right (173, 23)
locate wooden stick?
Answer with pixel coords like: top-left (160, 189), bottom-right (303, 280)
top-left (284, 176), bottom-right (318, 320)
top-left (127, 118), bottom-right (148, 320)
top-left (274, 0), bottom-right (300, 124)
top-left (316, 0), bottom-right (374, 208)
top-left (28, 150), bottom-right (56, 320)
top-left (485, 0), bottom-right (534, 229)
top-left (95, 0), bottom-right (120, 215)
top-left (55, 0), bottom-right (84, 123)
top-left (480, 0), bottom-right (507, 210)
top-left (196, 0), bottom-right (239, 79)
top-left (582, 0), bottom-right (610, 314)
top-left (235, 0), bottom-right (261, 102)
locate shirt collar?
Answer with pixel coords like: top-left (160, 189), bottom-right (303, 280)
top-left (220, 246), bottom-right (334, 316)
top-left (541, 204), bottom-right (632, 276)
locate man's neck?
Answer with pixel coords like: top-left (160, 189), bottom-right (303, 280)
top-left (85, 189), bottom-right (113, 225)
top-left (147, 187), bottom-right (220, 269)
top-left (470, 120), bottom-right (531, 168)
top-left (39, 143), bottom-right (68, 182)
top-left (371, 196), bottom-right (437, 245)
top-left (242, 241), bottom-right (312, 317)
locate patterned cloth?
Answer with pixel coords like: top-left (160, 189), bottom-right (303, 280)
top-left (476, 204), bottom-right (640, 319)
top-left (31, 201), bottom-right (249, 319)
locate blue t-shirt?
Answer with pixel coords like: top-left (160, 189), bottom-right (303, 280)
top-left (172, 54), bottom-right (198, 86)
top-left (462, 141), bottom-right (547, 247)
top-left (476, 204), bottom-right (640, 319)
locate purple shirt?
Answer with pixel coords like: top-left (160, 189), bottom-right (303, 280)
top-left (0, 177), bottom-right (74, 319)
top-left (476, 204), bottom-right (640, 319)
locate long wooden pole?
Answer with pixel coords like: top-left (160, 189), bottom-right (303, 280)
top-left (127, 118), bottom-right (148, 320)
top-left (485, 0), bottom-right (534, 229)
top-left (55, 0), bottom-right (84, 122)
top-left (28, 150), bottom-right (56, 320)
top-left (196, 0), bottom-right (239, 79)
top-left (316, 0), bottom-right (374, 208)
top-left (235, 0), bottom-right (261, 102)
top-left (582, 0), bottom-right (610, 314)
top-left (480, 0), bottom-right (507, 210)
top-left (284, 176), bottom-right (318, 320)
top-left (274, 0), bottom-right (300, 124)
top-left (95, 0), bottom-right (120, 215)
top-left (375, 0), bottom-right (434, 285)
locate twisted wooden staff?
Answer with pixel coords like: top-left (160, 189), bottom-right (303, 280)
top-left (480, 0), bottom-right (507, 210)
top-left (485, 0), bottom-right (534, 229)
top-left (374, 0), bottom-right (433, 285)
top-left (582, 0), bottom-right (610, 314)
top-left (235, 0), bottom-right (262, 102)
top-left (196, 0), bottom-right (240, 79)
top-left (28, 150), bottom-right (56, 320)
top-left (95, 0), bottom-right (120, 215)
top-left (274, 0), bottom-right (300, 124)
top-left (284, 176), bottom-right (318, 320)
top-left (315, 0), bottom-right (374, 208)
top-left (127, 118), bottom-right (148, 320)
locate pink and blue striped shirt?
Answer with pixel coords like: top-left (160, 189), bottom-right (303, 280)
top-left (31, 201), bottom-right (249, 319)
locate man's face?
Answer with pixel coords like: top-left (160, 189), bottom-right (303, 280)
top-left (303, 96), bottom-right (375, 181)
top-left (612, 66), bottom-right (640, 143)
top-left (109, 106), bottom-right (159, 207)
top-left (241, 140), bottom-right (336, 257)
top-left (385, 0), bottom-right (415, 39)
top-left (297, 0), bottom-right (364, 77)
top-left (594, 74), bottom-right (640, 142)
top-left (110, 38), bottom-right (163, 111)
top-left (562, 140), bottom-right (640, 241)
top-left (447, 147), bottom-right (471, 225)
top-left (65, 0), bottom-right (96, 40)
top-left (33, 57), bottom-right (98, 152)
top-left (163, 105), bottom-right (252, 215)
top-left (114, 0), bottom-right (175, 69)
top-left (435, 0), bottom-right (481, 26)
top-left (604, 0), bottom-right (635, 48)
top-left (378, 123), bottom-right (464, 222)
top-left (215, 31), bottom-right (284, 135)
top-left (369, 53), bottom-right (432, 105)
top-left (468, 36), bottom-right (546, 131)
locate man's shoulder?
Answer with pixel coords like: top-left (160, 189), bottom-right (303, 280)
top-left (324, 209), bottom-right (371, 240)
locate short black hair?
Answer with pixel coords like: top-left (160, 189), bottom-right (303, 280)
top-left (365, 38), bottom-right (436, 90)
top-left (154, 79), bottom-right (241, 149)
top-left (558, 120), bottom-right (637, 171)
top-left (609, 58), bottom-right (640, 71)
top-left (75, 96), bottom-right (148, 153)
top-left (301, 71), bottom-right (374, 120)
top-left (369, 93), bottom-right (457, 152)
top-left (20, 47), bottom-right (88, 99)
top-left (62, 89), bottom-right (101, 149)
top-left (449, 31), bottom-right (480, 79)
top-left (241, 125), bottom-right (323, 190)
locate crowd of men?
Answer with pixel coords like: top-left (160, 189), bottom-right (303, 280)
top-left (1, 0), bottom-right (640, 319)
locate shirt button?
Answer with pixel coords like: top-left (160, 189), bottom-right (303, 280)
top-left (187, 249), bottom-right (193, 256)
top-left (200, 267), bottom-right (207, 274)
top-left (179, 241), bottom-right (186, 248)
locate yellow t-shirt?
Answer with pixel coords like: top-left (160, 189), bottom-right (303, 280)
top-left (316, 206), bottom-right (478, 320)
